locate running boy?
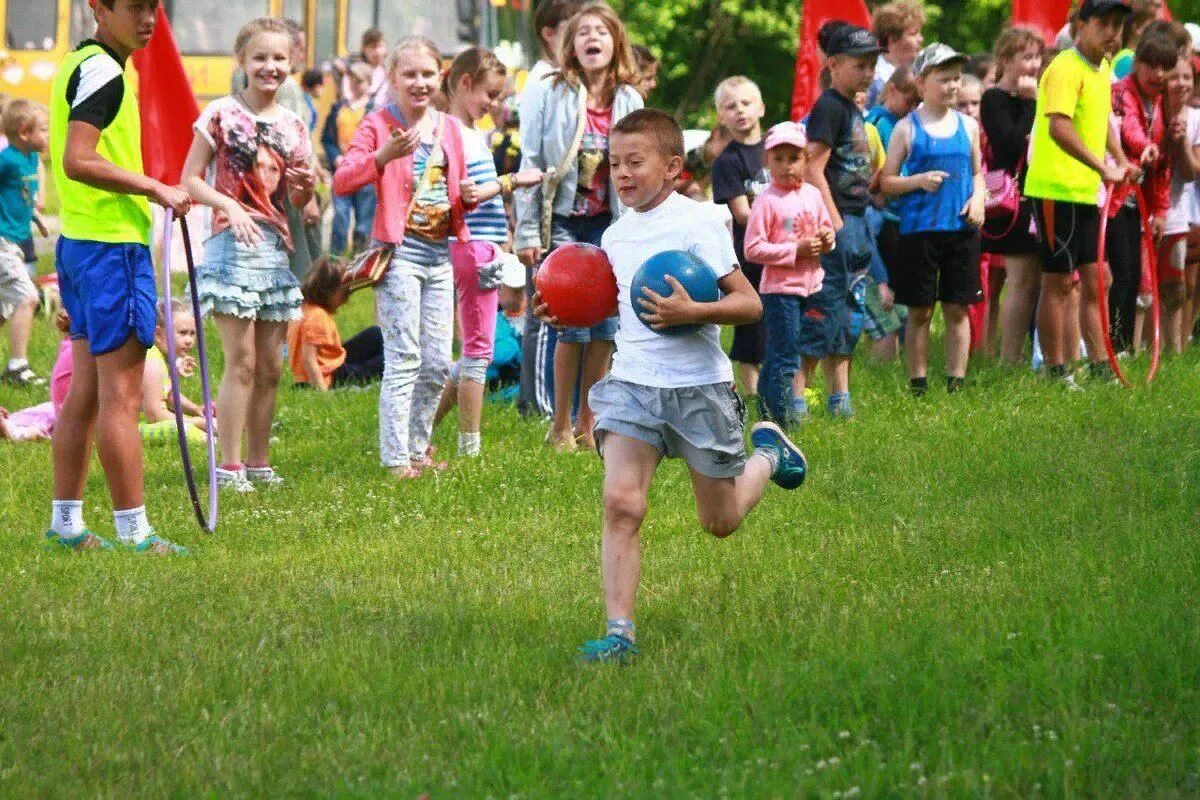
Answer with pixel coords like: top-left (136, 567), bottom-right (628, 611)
top-left (48, 0), bottom-right (192, 554)
top-left (804, 25), bottom-right (884, 417)
top-left (535, 109), bottom-right (808, 663)
top-left (1025, 0), bottom-right (1138, 386)
top-left (711, 76), bottom-right (771, 399)
top-left (881, 44), bottom-right (986, 394)
top-left (0, 99), bottom-right (48, 386)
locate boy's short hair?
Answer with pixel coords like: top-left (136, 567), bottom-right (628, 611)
top-left (300, 68), bottom-right (324, 91)
top-left (887, 65), bottom-right (916, 94)
top-left (361, 27), bottom-right (384, 49)
top-left (713, 75), bottom-right (761, 108)
top-left (1139, 19), bottom-right (1191, 53)
top-left (612, 108), bottom-right (685, 159)
top-left (534, 0), bottom-right (585, 50)
top-left (3, 99), bottom-right (47, 142)
top-left (872, 0), bottom-right (926, 49)
top-left (1136, 32), bottom-right (1184, 69)
top-left (960, 73), bottom-right (983, 94)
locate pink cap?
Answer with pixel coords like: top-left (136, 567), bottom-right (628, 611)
top-left (764, 121), bottom-right (808, 151)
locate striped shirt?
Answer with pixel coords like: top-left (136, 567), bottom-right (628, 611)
top-left (396, 143), bottom-right (451, 266)
top-left (461, 127), bottom-right (509, 244)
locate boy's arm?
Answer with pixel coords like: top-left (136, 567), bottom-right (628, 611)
top-left (64, 122), bottom-right (190, 214)
top-left (804, 142), bottom-right (843, 231)
top-left (1050, 114), bottom-right (1129, 185)
top-left (637, 268), bottom-right (762, 328)
top-left (962, 117), bottom-right (987, 227)
top-left (879, 119), bottom-right (949, 197)
top-left (727, 195), bottom-right (752, 226)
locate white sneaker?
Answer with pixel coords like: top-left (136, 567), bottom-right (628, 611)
top-left (216, 466), bottom-right (255, 493)
top-left (246, 466), bottom-right (285, 486)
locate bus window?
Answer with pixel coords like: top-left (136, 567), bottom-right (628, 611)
top-left (313, 0), bottom-right (336, 66)
top-left (69, 0), bottom-right (96, 46)
top-left (346, 0), bottom-right (462, 55)
top-left (6, 0), bottom-right (57, 50)
top-left (171, 0), bottom-right (269, 55)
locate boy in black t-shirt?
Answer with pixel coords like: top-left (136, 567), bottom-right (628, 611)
top-left (802, 25), bottom-right (882, 417)
top-left (711, 76), bottom-right (771, 400)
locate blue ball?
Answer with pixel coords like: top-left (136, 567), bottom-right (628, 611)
top-left (631, 250), bottom-right (721, 336)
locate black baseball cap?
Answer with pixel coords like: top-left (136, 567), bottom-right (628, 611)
top-left (818, 20), bottom-right (853, 54)
top-left (1077, 0), bottom-right (1133, 20)
top-left (825, 25), bottom-right (882, 58)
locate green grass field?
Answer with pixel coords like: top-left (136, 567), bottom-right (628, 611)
top-left (2, 285), bottom-right (1199, 797)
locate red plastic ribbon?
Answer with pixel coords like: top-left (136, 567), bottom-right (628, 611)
top-left (1095, 182), bottom-right (1160, 386)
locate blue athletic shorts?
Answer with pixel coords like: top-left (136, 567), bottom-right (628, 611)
top-left (56, 236), bottom-right (157, 356)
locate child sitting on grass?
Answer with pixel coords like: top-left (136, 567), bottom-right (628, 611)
top-left (287, 257), bottom-right (384, 391)
top-left (140, 299), bottom-right (209, 443)
top-left (535, 109), bottom-right (809, 664)
top-left (744, 121), bottom-right (834, 425)
top-left (0, 311), bottom-right (73, 442)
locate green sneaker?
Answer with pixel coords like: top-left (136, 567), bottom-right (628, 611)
top-left (750, 421), bottom-right (809, 490)
top-left (578, 633), bottom-right (639, 664)
top-left (44, 530), bottom-right (112, 552)
top-left (117, 531), bottom-right (190, 557)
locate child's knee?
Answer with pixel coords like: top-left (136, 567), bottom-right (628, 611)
top-left (1162, 281), bottom-right (1186, 309)
top-left (604, 485), bottom-right (648, 529)
top-left (228, 352), bottom-right (256, 386)
top-left (253, 358), bottom-right (284, 387)
top-left (699, 509), bottom-right (741, 539)
top-left (909, 305), bottom-right (935, 326)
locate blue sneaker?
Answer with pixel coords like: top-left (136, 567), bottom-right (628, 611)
top-left (44, 529), bottom-right (112, 552)
top-left (751, 421), bottom-right (809, 490)
top-left (117, 531), bottom-right (190, 557)
top-left (578, 633), bottom-right (639, 664)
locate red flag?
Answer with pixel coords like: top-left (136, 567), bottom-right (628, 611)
top-left (131, 6), bottom-right (199, 186)
top-left (790, 0), bottom-right (871, 121)
top-left (1011, 0), bottom-right (1074, 45)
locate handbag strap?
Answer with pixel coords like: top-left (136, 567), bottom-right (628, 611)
top-left (539, 83), bottom-right (590, 249)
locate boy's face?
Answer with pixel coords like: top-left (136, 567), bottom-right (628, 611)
top-left (956, 84), bottom-right (982, 119)
top-left (1077, 12), bottom-right (1126, 60)
top-left (1134, 59), bottom-right (1170, 98)
top-left (765, 144), bottom-right (806, 187)
top-left (610, 131), bottom-right (682, 211)
top-left (716, 85), bottom-right (764, 137)
top-left (96, 0), bottom-right (159, 52)
top-left (22, 117), bottom-right (49, 152)
top-left (829, 54), bottom-right (878, 95)
top-left (890, 26), bottom-right (925, 67)
top-left (919, 65), bottom-right (962, 108)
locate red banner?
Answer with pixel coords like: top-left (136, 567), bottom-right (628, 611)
top-left (790, 0), bottom-right (871, 121)
top-left (131, 5), bottom-right (199, 186)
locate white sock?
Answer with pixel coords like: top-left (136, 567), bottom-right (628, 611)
top-left (7, 358), bottom-right (28, 372)
top-left (113, 506), bottom-right (151, 544)
top-left (458, 432), bottom-right (482, 457)
top-left (50, 500), bottom-right (85, 537)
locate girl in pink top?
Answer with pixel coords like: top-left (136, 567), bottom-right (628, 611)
top-left (744, 121), bottom-right (835, 425)
top-left (1, 316), bottom-right (73, 442)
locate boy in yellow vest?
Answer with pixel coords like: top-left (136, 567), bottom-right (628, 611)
top-left (47, 0), bottom-right (192, 554)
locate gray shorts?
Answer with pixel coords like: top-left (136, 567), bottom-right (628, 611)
top-left (0, 238), bottom-right (36, 321)
top-left (590, 375), bottom-right (747, 478)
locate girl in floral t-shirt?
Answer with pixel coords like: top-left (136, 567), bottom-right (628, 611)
top-left (182, 17), bottom-right (315, 493)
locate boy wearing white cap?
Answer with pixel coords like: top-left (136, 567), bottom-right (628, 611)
top-left (744, 121), bottom-right (836, 424)
top-left (881, 43), bottom-right (986, 395)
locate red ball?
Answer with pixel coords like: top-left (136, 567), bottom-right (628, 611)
top-left (534, 243), bottom-right (618, 328)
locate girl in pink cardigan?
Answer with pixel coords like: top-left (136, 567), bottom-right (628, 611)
top-left (333, 37), bottom-right (474, 479)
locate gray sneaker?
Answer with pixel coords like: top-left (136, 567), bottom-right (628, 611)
top-left (216, 466), bottom-right (256, 493)
top-left (246, 466), bottom-right (285, 487)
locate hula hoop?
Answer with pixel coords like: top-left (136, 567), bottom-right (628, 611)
top-left (161, 210), bottom-right (218, 532)
top-left (1094, 182), bottom-right (1161, 386)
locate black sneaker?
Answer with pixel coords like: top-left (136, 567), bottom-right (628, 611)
top-left (2, 365), bottom-right (46, 386)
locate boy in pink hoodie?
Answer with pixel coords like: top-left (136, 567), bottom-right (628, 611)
top-left (745, 121), bottom-right (836, 424)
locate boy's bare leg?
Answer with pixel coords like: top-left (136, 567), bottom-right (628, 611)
top-left (1064, 285), bottom-right (1082, 363)
top-left (600, 434), bottom-right (661, 624)
top-left (1077, 262), bottom-right (1108, 365)
top-left (6, 295), bottom-right (36, 363)
top-left (93, 337), bottom-right (148, 510)
top-left (689, 452), bottom-right (773, 540)
top-left (943, 302), bottom-right (970, 379)
top-left (737, 362), bottom-right (759, 397)
top-left (905, 306), bottom-right (934, 380)
top-left (823, 355), bottom-right (850, 395)
top-left (574, 340), bottom-right (613, 445)
top-left (52, 340), bottom-right (100, 501)
top-left (1037, 273), bottom-right (1071, 369)
top-left (550, 341), bottom-right (583, 447)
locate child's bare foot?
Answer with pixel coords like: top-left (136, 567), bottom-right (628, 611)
top-left (545, 428), bottom-right (576, 453)
top-left (574, 431), bottom-right (596, 451)
top-left (0, 408), bottom-right (9, 440)
top-left (389, 466), bottom-right (422, 480)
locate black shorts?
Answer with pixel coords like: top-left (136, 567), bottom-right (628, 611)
top-left (729, 261), bottom-right (766, 364)
top-left (891, 230), bottom-right (983, 308)
top-left (1031, 198), bottom-right (1101, 274)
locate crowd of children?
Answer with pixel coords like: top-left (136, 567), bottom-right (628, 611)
top-left (8, 0), bottom-right (1200, 661)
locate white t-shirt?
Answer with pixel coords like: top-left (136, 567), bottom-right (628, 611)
top-left (1171, 106), bottom-right (1200, 234)
top-left (602, 192), bottom-right (738, 388)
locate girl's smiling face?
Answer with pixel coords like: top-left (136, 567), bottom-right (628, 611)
top-left (391, 49), bottom-right (441, 111)
top-left (456, 70), bottom-right (507, 124)
top-left (241, 31), bottom-right (292, 94)
top-left (574, 14), bottom-right (615, 74)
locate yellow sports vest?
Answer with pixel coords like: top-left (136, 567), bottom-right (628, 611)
top-left (50, 43), bottom-right (152, 245)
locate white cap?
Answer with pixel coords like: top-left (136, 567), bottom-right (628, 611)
top-left (500, 252), bottom-right (526, 290)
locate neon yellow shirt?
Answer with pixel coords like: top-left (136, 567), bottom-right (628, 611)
top-left (50, 42), bottom-right (152, 245)
top-left (1025, 48), bottom-right (1112, 206)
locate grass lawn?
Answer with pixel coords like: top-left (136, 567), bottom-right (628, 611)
top-left (1, 283), bottom-right (1199, 797)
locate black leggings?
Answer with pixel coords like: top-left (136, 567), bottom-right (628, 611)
top-left (1106, 205), bottom-right (1142, 354)
top-left (332, 326), bottom-right (384, 387)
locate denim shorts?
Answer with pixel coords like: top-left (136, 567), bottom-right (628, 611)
top-left (197, 227), bottom-right (302, 322)
top-left (548, 213), bottom-right (615, 343)
top-left (800, 212), bottom-right (874, 358)
top-left (56, 236), bottom-right (156, 356)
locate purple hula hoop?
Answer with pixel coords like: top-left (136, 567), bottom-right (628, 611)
top-left (161, 210), bottom-right (218, 532)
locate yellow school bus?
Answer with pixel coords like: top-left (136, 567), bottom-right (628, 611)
top-left (0, 0), bottom-right (534, 106)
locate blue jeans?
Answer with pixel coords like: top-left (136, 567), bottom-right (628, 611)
top-left (801, 212), bottom-right (875, 358)
top-left (331, 185), bottom-right (378, 254)
top-left (758, 293), bottom-right (812, 425)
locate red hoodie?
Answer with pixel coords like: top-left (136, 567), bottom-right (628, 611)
top-left (1112, 74), bottom-right (1170, 219)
